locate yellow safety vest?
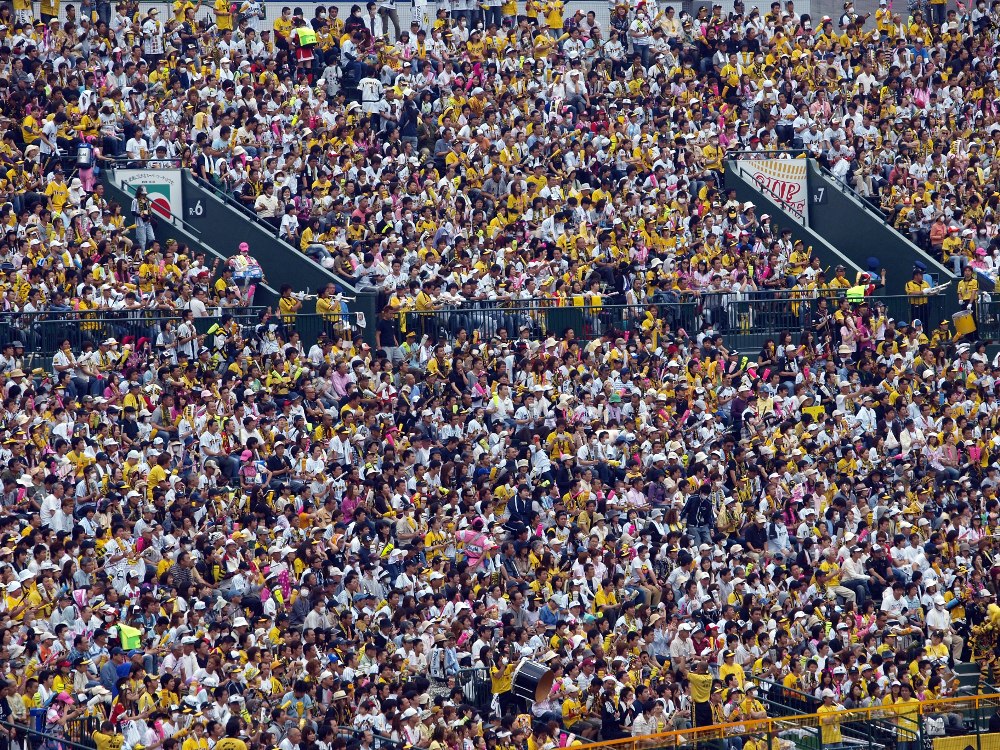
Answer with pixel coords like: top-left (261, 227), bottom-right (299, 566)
top-left (846, 284), bottom-right (866, 302)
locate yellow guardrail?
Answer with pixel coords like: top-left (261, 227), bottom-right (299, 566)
top-left (580, 694), bottom-right (1000, 750)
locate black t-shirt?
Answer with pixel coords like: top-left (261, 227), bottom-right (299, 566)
top-left (376, 317), bottom-right (399, 348)
top-left (122, 417), bottom-right (139, 441)
top-left (744, 523), bottom-right (767, 551)
top-left (266, 454), bottom-right (291, 473)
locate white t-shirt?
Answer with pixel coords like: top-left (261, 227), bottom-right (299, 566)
top-left (199, 431), bottom-right (223, 461)
top-left (359, 77), bottom-right (384, 112)
top-left (40, 493), bottom-right (63, 526)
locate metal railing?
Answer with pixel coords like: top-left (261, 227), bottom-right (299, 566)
top-left (0, 307), bottom-right (369, 360)
top-left (973, 299), bottom-right (1000, 342)
top-left (277, 312), bottom-right (361, 343)
top-left (727, 150), bottom-right (809, 159)
top-left (814, 160), bottom-right (888, 220)
top-left (64, 716), bottom-right (101, 749)
top-left (398, 292), bottom-right (948, 352)
top-left (335, 725), bottom-right (404, 750)
top-left (401, 301), bottom-right (697, 346)
top-left (580, 693), bottom-right (998, 750)
top-left (457, 666), bottom-right (492, 713)
top-left (811, 161), bottom-right (957, 280)
top-left (754, 677), bottom-right (903, 748)
top-left (110, 157), bottom-right (183, 168)
top-left (2, 715), bottom-right (98, 750)
top-left (754, 677), bottom-right (820, 717)
top-left (3, 292), bottom-right (953, 363)
top-left (5, 308), bottom-right (268, 357)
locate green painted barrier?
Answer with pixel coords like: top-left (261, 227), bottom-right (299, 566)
top-left (806, 160), bottom-right (959, 310)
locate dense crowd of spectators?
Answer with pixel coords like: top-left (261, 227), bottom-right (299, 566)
top-left (0, 1), bottom-right (999, 750)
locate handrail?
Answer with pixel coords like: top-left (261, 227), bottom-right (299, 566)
top-left (0, 716), bottom-right (98, 750)
top-left (397, 292), bottom-right (934, 310)
top-left (754, 676), bottom-right (820, 707)
top-left (109, 157), bottom-right (183, 167)
top-left (754, 677), bottom-right (900, 747)
top-left (579, 692), bottom-right (1000, 750)
top-left (813, 161), bottom-right (885, 220)
top-left (727, 148), bottom-right (809, 159)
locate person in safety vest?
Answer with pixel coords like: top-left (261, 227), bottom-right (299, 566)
top-left (846, 268), bottom-right (886, 302)
top-left (293, 17), bottom-right (318, 79)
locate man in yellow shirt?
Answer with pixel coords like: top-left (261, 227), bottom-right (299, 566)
top-left (273, 6), bottom-right (293, 41)
top-left (546, 423), bottom-right (575, 460)
top-left (829, 264), bottom-right (852, 290)
top-left (4, 578), bottom-right (32, 621)
top-left (702, 134), bottom-right (723, 172)
top-left (817, 689), bottom-right (842, 744)
top-left (593, 579), bottom-right (617, 617)
top-left (561, 683), bottom-right (597, 739)
top-left (687, 659), bottom-right (716, 728)
top-left (787, 241), bottom-right (811, 276)
top-left (905, 268), bottom-right (930, 325)
top-left (278, 284), bottom-right (302, 325)
top-left (545, 0), bottom-right (564, 32)
top-left (894, 684), bottom-right (921, 747)
top-left (45, 170), bottom-right (70, 214)
top-left (957, 265), bottom-right (979, 331)
top-left (782, 660), bottom-right (803, 698)
top-left (92, 721), bottom-right (125, 750)
top-left (718, 650), bottom-right (745, 689)
top-left (214, 0), bottom-right (234, 30)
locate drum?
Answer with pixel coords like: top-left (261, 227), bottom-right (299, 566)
top-left (512, 660), bottom-right (555, 703)
top-left (953, 309), bottom-right (977, 336)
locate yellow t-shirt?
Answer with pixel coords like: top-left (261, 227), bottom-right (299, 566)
top-left (214, 0), bottom-right (234, 29)
top-left (958, 278), bottom-right (979, 303)
top-left (273, 15), bottom-right (293, 39)
top-left (818, 704), bottom-right (842, 744)
top-left (562, 697), bottom-right (584, 727)
top-left (173, 0), bottom-right (195, 22)
top-left (183, 737), bottom-right (210, 750)
top-left (491, 663), bottom-right (515, 694)
top-left (688, 671), bottom-right (714, 703)
top-left (45, 181), bottom-right (70, 212)
top-left (905, 279), bottom-right (929, 306)
top-left (147, 464), bottom-right (168, 496)
top-left (719, 662), bottom-right (746, 688)
top-left (21, 115), bottom-right (41, 144)
top-left (278, 295), bottom-right (299, 323)
top-left (93, 731), bottom-right (125, 750)
top-left (545, 0), bottom-right (564, 29)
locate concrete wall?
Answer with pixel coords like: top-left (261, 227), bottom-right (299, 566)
top-left (806, 161), bottom-right (958, 308)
